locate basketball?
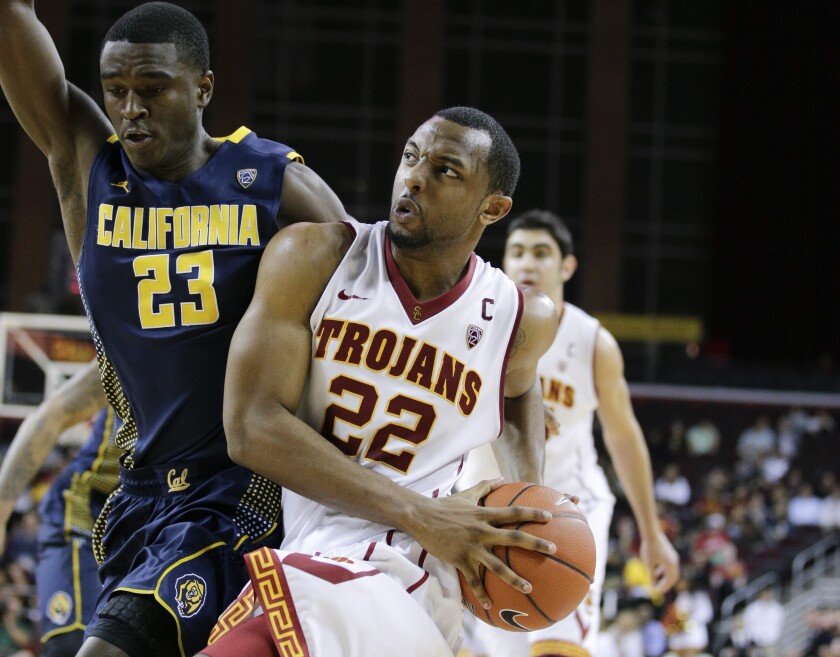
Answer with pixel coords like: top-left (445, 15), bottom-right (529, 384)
top-left (459, 482), bottom-right (596, 632)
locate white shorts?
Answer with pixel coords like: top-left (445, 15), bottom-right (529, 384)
top-left (206, 540), bottom-right (459, 657)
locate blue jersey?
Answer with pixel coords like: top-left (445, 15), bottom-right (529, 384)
top-left (78, 128), bottom-right (301, 468)
top-left (38, 406), bottom-right (121, 546)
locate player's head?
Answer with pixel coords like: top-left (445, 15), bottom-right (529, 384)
top-left (503, 209), bottom-right (578, 301)
top-left (102, 3), bottom-right (209, 73)
top-left (389, 107), bottom-right (519, 250)
top-left (99, 3), bottom-right (214, 172)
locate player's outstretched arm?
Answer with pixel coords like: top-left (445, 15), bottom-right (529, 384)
top-left (0, 359), bottom-right (106, 554)
top-left (594, 328), bottom-right (680, 593)
top-left (224, 225), bottom-right (557, 610)
top-left (491, 285), bottom-right (557, 484)
top-left (0, 1), bottom-right (114, 256)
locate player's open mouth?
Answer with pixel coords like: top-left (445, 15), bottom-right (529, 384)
top-left (392, 197), bottom-right (420, 219)
top-left (123, 131), bottom-right (152, 147)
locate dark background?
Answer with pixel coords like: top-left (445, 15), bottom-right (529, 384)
top-left (1, 0), bottom-right (837, 388)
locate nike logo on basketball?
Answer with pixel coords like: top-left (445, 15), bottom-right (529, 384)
top-left (338, 289), bottom-right (370, 301)
top-left (499, 609), bottom-right (529, 631)
top-left (110, 180), bottom-right (130, 193)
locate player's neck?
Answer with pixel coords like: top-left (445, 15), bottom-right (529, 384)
top-left (392, 248), bottom-right (472, 302)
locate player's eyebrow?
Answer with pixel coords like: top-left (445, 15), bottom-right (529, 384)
top-left (101, 69), bottom-right (175, 80)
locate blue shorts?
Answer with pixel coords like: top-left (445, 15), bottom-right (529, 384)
top-left (89, 458), bottom-right (283, 657)
top-left (37, 536), bottom-right (101, 644)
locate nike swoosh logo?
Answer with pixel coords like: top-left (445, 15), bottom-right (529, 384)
top-left (338, 289), bottom-right (370, 301)
top-left (499, 608), bottom-right (529, 631)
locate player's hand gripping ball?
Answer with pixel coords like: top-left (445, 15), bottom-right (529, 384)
top-left (459, 482), bottom-right (596, 631)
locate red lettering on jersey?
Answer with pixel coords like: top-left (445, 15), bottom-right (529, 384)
top-left (388, 336), bottom-right (417, 377)
top-left (365, 329), bottom-right (398, 371)
top-left (334, 322), bottom-right (370, 364)
top-left (563, 385), bottom-right (575, 408)
top-left (405, 343), bottom-right (437, 390)
top-left (314, 319), bottom-right (345, 359)
top-left (457, 370), bottom-right (482, 415)
top-left (433, 353), bottom-right (465, 403)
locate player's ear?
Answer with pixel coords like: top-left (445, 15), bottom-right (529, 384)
top-left (197, 70), bottom-right (214, 108)
top-left (479, 194), bottom-right (512, 227)
top-left (560, 254), bottom-right (578, 282)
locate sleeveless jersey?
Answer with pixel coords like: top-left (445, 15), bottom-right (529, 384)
top-left (282, 220), bottom-right (523, 553)
top-left (78, 128), bottom-right (302, 468)
top-left (540, 303), bottom-right (614, 503)
top-left (38, 406), bottom-right (122, 545)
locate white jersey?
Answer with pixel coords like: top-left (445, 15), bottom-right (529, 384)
top-left (540, 303), bottom-right (614, 504)
top-left (282, 219), bottom-right (523, 554)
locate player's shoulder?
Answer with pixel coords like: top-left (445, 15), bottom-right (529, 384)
top-left (515, 284), bottom-right (559, 359)
top-left (215, 126), bottom-right (301, 161)
top-left (266, 221), bottom-right (355, 267)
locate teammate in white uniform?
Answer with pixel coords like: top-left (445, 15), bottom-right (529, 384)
top-left (196, 109), bottom-right (560, 657)
top-left (462, 209), bottom-right (680, 657)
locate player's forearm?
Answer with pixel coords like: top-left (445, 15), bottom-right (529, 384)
top-left (226, 404), bottom-right (435, 533)
top-left (605, 428), bottom-right (662, 538)
top-left (0, 412), bottom-right (59, 510)
top-left (493, 381), bottom-right (545, 484)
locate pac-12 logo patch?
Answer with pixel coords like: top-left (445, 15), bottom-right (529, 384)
top-left (47, 591), bottom-right (73, 625)
top-left (236, 169), bottom-right (257, 188)
top-left (466, 324), bottom-right (483, 349)
top-left (175, 574), bottom-right (207, 618)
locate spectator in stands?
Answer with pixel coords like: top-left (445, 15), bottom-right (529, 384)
top-left (0, 513), bottom-right (38, 580)
top-left (801, 607), bottom-right (840, 657)
top-left (760, 448), bottom-right (790, 484)
top-left (638, 601), bottom-right (668, 657)
top-left (655, 463), bottom-right (692, 507)
top-left (719, 611), bottom-right (759, 657)
top-left (663, 576), bottom-right (714, 657)
top-left (684, 419), bottom-right (721, 459)
top-left (788, 482), bottom-right (823, 528)
top-left (599, 608), bottom-right (644, 657)
top-left (0, 592), bottom-right (35, 657)
top-left (817, 471), bottom-right (838, 499)
top-left (736, 415), bottom-right (777, 463)
top-left (742, 587), bottom-right (785, 657)
top-left (692, 513), bottom-right (746, 596)
top-left (819, 483), bottom-right (840, 530)
top-left (776, 414), bottom-right (803, 460)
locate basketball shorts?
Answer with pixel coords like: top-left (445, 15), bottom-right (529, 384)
top-left (471, 494), bottom-right (614, 657)
top-left (37, 536), bottom-right (101, 646)
top-left (202, 539), bottom-right (459, 657)
top-left (88, 459), bottom-right (283, 657)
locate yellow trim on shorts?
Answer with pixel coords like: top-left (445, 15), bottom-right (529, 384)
top-left (531, 639), bottom-right (592, 657)
top-left (40, 539), bottom-right (88, 642)
top-left (114, 541), bottom-right (227, 657)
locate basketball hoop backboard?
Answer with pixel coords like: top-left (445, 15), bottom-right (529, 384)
top-left (0, 312), bottom-right (94, 418)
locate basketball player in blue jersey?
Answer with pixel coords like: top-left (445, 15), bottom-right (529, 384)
top-left (0, 361), bottom-right (118, 657)
top-left (195, 108), bottom-right (561, 657)
top-left (0, 3), bottom-right (348, 656)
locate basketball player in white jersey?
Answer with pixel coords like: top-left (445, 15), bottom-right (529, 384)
top-left (462, 209), bottom-right (679, 657)
top-left (195, 108), bottom-right (562, 657)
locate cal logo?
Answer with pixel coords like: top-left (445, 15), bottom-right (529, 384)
top-left (466, 324), bottom-right (483, 349)
top-left (167, 468), bottom-right (190, 493)
top-left (175, 574), bottom-right (207, 618)
top-left (237, 168), bottom-right (257, 188)
top-left (47, 591), bottom-right (73, 625)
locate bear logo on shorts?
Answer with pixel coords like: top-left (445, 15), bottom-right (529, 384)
top-left (174, 574), bottom-right (207, 618)
top-left (47, 591), bottom-right (73, 625)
